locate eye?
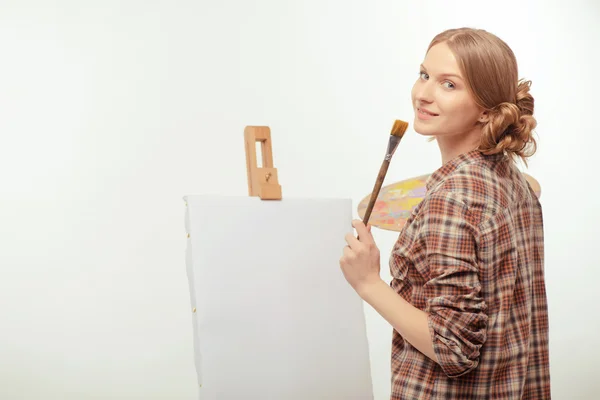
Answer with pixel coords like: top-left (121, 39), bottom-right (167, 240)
top-left (443, 81), bottom-right (455, 89)
top-left (419, 71), bottom-right (429, 80)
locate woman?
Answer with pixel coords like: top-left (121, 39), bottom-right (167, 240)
top-left (340, 28), bottom-right (551, 399)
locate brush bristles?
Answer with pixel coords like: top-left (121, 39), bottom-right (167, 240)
top-left (391, 119), bottom-right (409, 138)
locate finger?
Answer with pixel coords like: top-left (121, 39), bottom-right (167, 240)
top-left (345, 232), bottom-right (360, 248)
top-left (343, 245), bottom-right (353, 257)
top-left (341, 245), bottom-right (355, 262)
top-left (352, 219), bottom-right (373, 244)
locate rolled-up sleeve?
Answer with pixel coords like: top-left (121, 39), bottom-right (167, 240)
top-left (417, 190), bottom-right (488, 378)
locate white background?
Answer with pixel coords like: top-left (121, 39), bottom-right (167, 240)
top-left (1, 0), bottom-right (598, 399)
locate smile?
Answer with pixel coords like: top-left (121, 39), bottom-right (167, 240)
top-left (418, 108), bottom-right (438, 116)
top-left (417, 108), bottom-right (438, 120)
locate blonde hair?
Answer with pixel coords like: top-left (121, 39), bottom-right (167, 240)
top-left (427, 28), bottom-right (537, 164)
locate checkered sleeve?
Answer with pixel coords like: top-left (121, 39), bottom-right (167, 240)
top-left (418, 190), bottom-right (489, 378)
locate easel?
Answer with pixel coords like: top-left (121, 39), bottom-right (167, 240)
top-left (244, 126), bottom-right (282, 200)
top-left (183, 126), bottom-right (374, 399)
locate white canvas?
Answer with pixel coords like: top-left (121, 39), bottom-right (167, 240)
top-left (184, 195), bottom-right (374, 399)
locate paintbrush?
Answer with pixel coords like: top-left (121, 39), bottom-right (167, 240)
top-left (360, 120), bottom-right (409, 234)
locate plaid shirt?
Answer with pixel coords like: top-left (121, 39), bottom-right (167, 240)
top-left (389, 150), bottom-right (551, 399)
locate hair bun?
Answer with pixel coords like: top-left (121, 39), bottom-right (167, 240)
top-left (516, 79), bottom-right (534, 116)
top-left (480, 80), bottom-right (537, 161)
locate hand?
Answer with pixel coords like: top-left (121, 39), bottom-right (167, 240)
top-left (339, 219), bottom-right (382, 296)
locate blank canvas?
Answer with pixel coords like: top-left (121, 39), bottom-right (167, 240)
top-left (183, 195), bottom-right (373, 399)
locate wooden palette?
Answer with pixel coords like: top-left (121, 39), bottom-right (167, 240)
top-left (357, 173), bottom-right (541, 232)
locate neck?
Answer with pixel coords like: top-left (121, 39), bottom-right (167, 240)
top-left (436, 130), bottom-right (481, 165)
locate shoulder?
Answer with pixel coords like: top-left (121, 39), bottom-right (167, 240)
top-left (416, 188), bottom-right (477, 232)
top-left (424, 157), bottom-right (506, 226)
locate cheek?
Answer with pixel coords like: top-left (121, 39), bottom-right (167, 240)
top-left (443, 96), bottom-right (479, 121)
top-left (460, 101), bottom-right (482, 122)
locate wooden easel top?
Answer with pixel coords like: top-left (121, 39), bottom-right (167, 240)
top-left (244, 126), bottom-right (282, 200)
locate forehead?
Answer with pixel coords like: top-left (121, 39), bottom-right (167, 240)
top-left (422, 43), bottom-right (462, 77)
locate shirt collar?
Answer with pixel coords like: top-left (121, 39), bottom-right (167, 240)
top-left (425, 149), bottom-right (504, 191)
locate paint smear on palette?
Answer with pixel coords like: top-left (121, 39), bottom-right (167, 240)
top-left (357, 173), bottom-right (541, 232)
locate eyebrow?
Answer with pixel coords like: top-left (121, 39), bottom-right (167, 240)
top-left (420, 64), bottom-right (463, 80)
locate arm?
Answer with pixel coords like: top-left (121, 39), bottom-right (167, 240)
top-left (356, 190), bottom-right (488, 378)
top-left (358, 278), bottom-right (437, 361)
top-left (419, 191), bottom-right (488, 377)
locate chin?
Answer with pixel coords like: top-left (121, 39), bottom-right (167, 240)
top-left (413, 118), bottom-right (437, 137)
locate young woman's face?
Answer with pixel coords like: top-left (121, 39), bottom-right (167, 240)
top-left (411, 42), bottom-right (485, 139)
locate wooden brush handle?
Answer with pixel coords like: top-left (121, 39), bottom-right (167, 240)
top-left (362, 159), bottom-right (390, 227)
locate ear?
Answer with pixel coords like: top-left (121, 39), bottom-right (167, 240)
top-left (478, 110), bottom-right (489, 124)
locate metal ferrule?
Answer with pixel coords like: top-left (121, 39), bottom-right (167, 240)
top-left (384, 135), bottom-right (401, 161)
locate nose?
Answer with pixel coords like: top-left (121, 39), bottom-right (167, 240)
top-left (414, 80), bottom-right (434, 104)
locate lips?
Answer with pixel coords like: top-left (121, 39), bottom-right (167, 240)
top-left (418, 108), bottom-right (438, 116)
